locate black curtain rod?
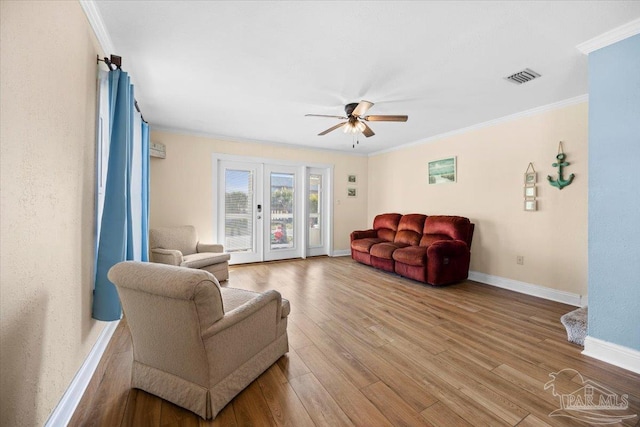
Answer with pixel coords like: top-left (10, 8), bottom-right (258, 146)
top-left (97, 54), bottom-right (147, 123)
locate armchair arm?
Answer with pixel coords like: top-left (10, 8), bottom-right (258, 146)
top-left (350, 229), bottom-right (377, 242)
top-left (201, 290), bottom-right (282, 339)
top-left (150, 248), bottom-right (183, 266)
top-left (197, 242), bottom-right (224, 253)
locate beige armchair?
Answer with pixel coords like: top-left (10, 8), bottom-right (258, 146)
top-left (108, 261), bottom-right (290, 419)
top-left (149, 225), bottom-right (230, 282)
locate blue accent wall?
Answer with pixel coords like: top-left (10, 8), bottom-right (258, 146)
top-left (588, 34), bottom-right (640, 351)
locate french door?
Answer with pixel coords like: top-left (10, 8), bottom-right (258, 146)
top-left (263, 164), bottom-right (301, 261)
top-left (219, 161), bottom-right (263, 264)
top-left (217, 159), bottom-right (328, 264)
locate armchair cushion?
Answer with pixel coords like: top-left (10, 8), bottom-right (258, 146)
top-left (149, 225), bottom-right (198, 256)
top-left (182, 252), bottom-right (231, 269)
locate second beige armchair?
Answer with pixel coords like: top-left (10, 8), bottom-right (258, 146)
top-left (149, 225), bottom-right (230, 281)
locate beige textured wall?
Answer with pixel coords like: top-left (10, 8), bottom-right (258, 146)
top-left (150, 131), bottom-right (369, 252)
top-left (0, 1), bottom-right (107, 425)
top-left (368, 102), bottom-right (588, 295)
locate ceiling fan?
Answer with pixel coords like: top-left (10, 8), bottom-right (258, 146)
top-left (305, 100), bottom-right (408, 138)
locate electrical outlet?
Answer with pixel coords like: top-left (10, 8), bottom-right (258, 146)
top-left (517, 255), bottom-right (524, 265)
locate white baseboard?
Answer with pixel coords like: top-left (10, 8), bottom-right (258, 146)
top-left (468, 271), bottom-right (585, 307)
top-left (583, 336), bottom-right (640, 375)
top-left (331, 249), bottom-right (351, 257)
top-left (45, 319), bottom-right (120, 427)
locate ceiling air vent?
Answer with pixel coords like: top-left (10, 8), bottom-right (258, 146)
top-left (505, 68), bottom-right (541, 85)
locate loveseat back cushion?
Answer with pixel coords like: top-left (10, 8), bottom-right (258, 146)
top-left (373, 213), bottom-right (402, 242)
top-left (149, 225), bottom-right (198, 256)
top-left (422, 216), bottom-right (471, 245)
top-left (394, 214), bottom-right (427, 246)
top-left (420, 233), bottom-right (453, 247)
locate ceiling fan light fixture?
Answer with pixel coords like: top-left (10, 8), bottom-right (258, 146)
top-left (343, 118), bottom-right (366, 134)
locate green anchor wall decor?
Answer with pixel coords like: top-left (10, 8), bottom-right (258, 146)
top-left (547, 141), bottom-right (575, 190)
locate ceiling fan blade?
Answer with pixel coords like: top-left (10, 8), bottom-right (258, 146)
top-left (362, 122), bottom-right (375, 138)
top-left (352, 100), bottom-right (374, 117)
top-left (363, 115), bottom-right (408, 122)
top-left (305, 114), bottom-right (348, 119)
top-left (318, 122), bottom-right (347, 136)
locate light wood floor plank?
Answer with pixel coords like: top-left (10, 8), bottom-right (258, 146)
top-left (320, 318), bottom-right (439, 412)
top-left (293, 313), bottom-right (379, 389)
top-left (276, 347), bottom-right (311, 381)
top-left (361, 381), bottom-right (434, 427)
top-left (232, 379), bottom-right (277, 427)
top-left (288, 373), bottom-right (355, 427)
top-left (420, 401), bottom-right (473, 427)
top-left (296, 344), bottom-right (394, 426)
top-left (257, 365), bottom-right (316, 427)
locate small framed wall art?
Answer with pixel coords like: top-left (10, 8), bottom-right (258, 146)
top-left (524, 199), bottom-right (537, 211)
top-left (428, 157), bottom-right (456, 184)
top-left (347, 188), bottom-right (357, 198)
top-left (523, 162), bottom-right (538, 211)
top-left (525, 171), bottom-right (537, 185)
top-left (524, 186), bottom-right (537, 199)
top-left (347, 174), bottom-right (357, 184)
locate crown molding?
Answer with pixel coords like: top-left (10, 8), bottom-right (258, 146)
top-left (79, 0), bottom-right (115, 54)
top-left (369, 94), bottom-right (588, 157)
top-left (152, 126), bottom-right (369, 157)
top-left (576, 17), bottom-right (640, 55)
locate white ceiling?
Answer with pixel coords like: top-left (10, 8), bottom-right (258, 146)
top-left (92, 1), bottom-right (640, 155)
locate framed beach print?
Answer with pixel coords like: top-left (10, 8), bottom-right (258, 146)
top-left (347, 174), bottom-right (357, 184)
top-left (347, 188), bottom-right (357, 198)
top-left (428, 157), bottom-right (457, 184)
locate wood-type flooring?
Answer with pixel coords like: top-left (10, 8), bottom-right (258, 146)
top-left (69, 257), bottom-right (640, 426)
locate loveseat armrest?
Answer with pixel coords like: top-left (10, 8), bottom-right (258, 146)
top-left (427, 239), bottom-right (469, 260)
top-left (150, 248), bottom-right (183, 266)
top-left (350, 229), bottom-right (377, 241)
top-left (197, 242), bottom-right (224, 253)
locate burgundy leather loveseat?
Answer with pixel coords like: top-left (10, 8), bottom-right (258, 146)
top-left (350, 213), bottom-right (475, 285)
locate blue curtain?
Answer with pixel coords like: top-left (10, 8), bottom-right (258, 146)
top-left (93, 70), bottom-right (150, 321)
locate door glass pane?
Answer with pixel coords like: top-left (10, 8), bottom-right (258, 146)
top-left (270, 172), bottom-right (294, 250)
top-left (225, 169), bottom-right (253, 252)
top-left (309, 174), bottom-right (322, 247)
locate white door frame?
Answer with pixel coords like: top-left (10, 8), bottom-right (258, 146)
top-left (212, 153), bottom-right (333, 264)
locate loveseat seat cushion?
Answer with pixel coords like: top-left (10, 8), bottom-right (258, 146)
top-left (351, 238), bottom-right (385, 253)
top-left (370, 242), bottom-right (410, 260)
top-left (392, 245), bottom-right (428, 266)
